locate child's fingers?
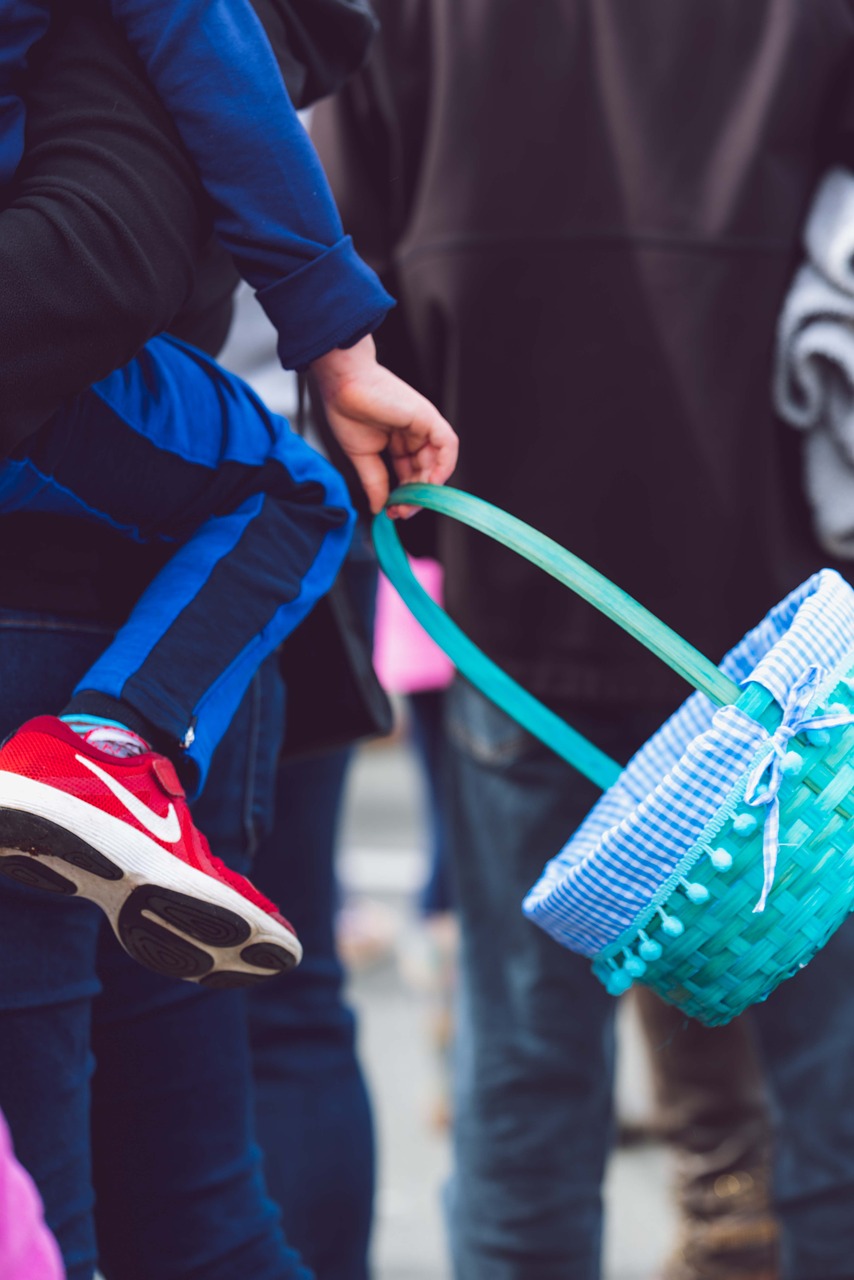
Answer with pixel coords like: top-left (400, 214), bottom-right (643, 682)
top-left (350, 451), bottom-right (390, 514)
top-left (386, 503), bottom-right (419, 520)
top-left (391, 419), bottom-right (458, 487)
top-left (426, 431), bottom-right (458, 485)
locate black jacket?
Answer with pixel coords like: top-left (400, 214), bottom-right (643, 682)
top-left (0, 0), bottom-right (378, 454)
top-left (0, 1), bottom-right (374, 619)
top-left (0, 11), bottom-right (218, 619)
top-left (311, 0), bottom-right (854, 711)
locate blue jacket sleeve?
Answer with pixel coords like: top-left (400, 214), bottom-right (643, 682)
top-left (107, 0), bottom-right (393, 368)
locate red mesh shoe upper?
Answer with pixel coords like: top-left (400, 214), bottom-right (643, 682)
top-left (0, 716), bottom-right (289, 925)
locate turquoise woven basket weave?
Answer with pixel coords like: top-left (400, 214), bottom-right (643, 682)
top-left (373, 484), bottom-right (854, 1026)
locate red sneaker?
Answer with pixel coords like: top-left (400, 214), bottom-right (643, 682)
top-left (0, 716), bottom-right (301, 986)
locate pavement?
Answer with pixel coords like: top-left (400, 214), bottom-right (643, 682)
top-left (339, 734), bottom-right (677, 1280)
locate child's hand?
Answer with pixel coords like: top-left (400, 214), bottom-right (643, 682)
top-left (310, 336), bottom-right (458, 518)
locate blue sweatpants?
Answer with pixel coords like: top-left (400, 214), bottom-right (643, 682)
top-left (0, 334), bottom-right (355, 792)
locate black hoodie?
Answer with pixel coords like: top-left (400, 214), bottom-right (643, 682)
top-left (0, 0), bottom-right (375, 619)
top-left (311, 0), bottom-right (854, 710)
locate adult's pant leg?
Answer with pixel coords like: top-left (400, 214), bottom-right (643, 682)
top-left (247, 539), bottom-right (378, 1280)
top-left (0, 615), bottom-right (114, 1280)
top-left (3, 334), bottom-right (355, 791)
top-left (0, 617), bottom-right (314, 1280)
top-left (444, 680), bottom-right (657, 1280)
top-left (90, 656), bottom-right (312, 1280)
top-left (409, 688), bottom-right (454, 917)
top-left (248, 750), bottom-right (375, 1280)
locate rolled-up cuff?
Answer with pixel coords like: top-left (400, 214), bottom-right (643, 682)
top-left (256, 236), bottom-right (395, 370)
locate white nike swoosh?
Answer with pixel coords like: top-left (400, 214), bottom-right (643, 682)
top-left (76, 754), bottom-right (182, 844)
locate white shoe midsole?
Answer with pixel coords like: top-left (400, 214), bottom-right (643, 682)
top-left (0, 770), bottom-right (301, 964)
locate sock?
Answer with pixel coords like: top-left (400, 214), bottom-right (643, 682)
top-left (62, 692), bottom-right (187, 779)
top-left (60, 714), bottom-right (150, 759)
top-left (62, 692), bottom-right (163, 753)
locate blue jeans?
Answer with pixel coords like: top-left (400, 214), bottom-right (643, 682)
top-left (408, 690), bottom-right (454, 917)
top-left (247, 528), bottom-right (378, 1280)
top-left (0, 610), bottom-right (310, 1280)
top-left (444, 678), bottom-right (854, 1280)
top-left (249, 750), bottom-right (375, 1280)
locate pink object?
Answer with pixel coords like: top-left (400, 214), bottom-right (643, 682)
top-left (374, 557), bottom-right (455, 695)
top-left (0, 1110), bottom-right (64, 1279)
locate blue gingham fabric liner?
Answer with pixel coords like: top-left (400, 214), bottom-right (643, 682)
top-left (523, 570), bottom-right (854, 957)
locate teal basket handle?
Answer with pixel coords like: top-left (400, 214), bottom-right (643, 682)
top-left (372, 484), bottom-right (740, 792)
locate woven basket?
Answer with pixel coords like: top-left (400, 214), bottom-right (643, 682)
top-left (585, 668), bottom-right (854, 1025)
top-left (373, 484), bottom-right (854, 1026)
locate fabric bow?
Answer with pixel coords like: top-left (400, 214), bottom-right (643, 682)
top-left (744, 665), bottom-right (854, 913)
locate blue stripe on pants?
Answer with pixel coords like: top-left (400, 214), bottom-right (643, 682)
top-left (2, 335), bottom-right (355, 792)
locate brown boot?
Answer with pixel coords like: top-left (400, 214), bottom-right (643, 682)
top-left (634, 986), bottom-right (780, 1280)
top-left (659, 1167), bottom-right (778, 1280)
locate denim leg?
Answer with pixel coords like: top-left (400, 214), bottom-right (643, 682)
top-left (444, 680), bottom-right (645, 1280)
top-left (90, 655), bottom-right (311, 1280)
top-left (0, 617), bottom-right (113, 1280)
top-left (248, 750), bottom-right (375, 1280)
top-left (246, 538), bottom-right (378, 1280)
top-left (751, 915), bottom-right (854, 1280)
top-left (409, 689), bottom-right (454, 917)
top-left (0, 615), bottom-right (313, 1280)
top-left (90, 963), bottom-right (306, 1280)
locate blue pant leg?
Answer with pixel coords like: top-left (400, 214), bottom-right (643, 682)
top-left (248, 751), bottom-right (375, 1280)
top-left (751, 916), bottom-right (854, 1279)
top-left (443, 680), bottom-right (649, 1280)
top-left (90, 656), bottom-right (312, 1280)
top-left (0, 614), bottom-right (113, 1280)
top-left (408, 689), bottom-right (454, 916)
top-left (4, 334), bottom-right (355, 792)
top-left (246, 537), bottom-right (378, 1280)
top-left (0, 617), bottom-right (313, 1280)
